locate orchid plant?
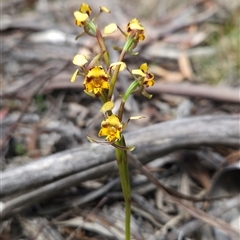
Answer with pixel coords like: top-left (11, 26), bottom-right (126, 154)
top-left (71, 3), bottom-right (154, 239)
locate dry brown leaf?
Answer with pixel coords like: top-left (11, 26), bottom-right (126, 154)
top-left (178, 51), bottom-right (193, 80)
top-left (224, 151), bottom-right (240, 165)
top-left (27, 126), bottom-right (40, 158)
top-left (183, 153), bottom-right (212, 190)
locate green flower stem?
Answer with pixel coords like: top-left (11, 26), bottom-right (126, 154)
top-left (118, 80), bottom-right (139, 121)
top-left (85, 20), bottom-right (97, 36)
top-left (123, 35), bottom-right (136, 53)
top-left (96, 28), bottom-right (110, 68)
top-left (115, 136), bottom-right (131, 240)
top-left (118, 100), bottom-right (125, 122)
top-left (100, 90), bottom-right (108, 104)
top-left (122, 80), bottom-right (139, 102)
top-left (107, 50), bottom-right (126, 100)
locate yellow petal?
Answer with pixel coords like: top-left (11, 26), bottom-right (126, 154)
top-left (98, 127), bottom-right (108, 137)
top-left (115, 130), bottom-right (121, 140)
top-left (108, 115), bottom-right (119, 124)
top-left (140, 63), bottom-right (148, 72)
top-left (128, 19), bottom-right (144, 30)
top-left (72, 54), bottom-right (88, 66)
top-left (107, 115), bottom-right (122, 130)
top-left (104, 23), bottom-right (117, 34)
top-left (106, 134), bottom-right (115, 142)
top-left (129, 22), bottom-right (144, 30)
top-left (100, 6), bottom-right (111, 13)
top-left (110, 61), bottom-right (126, 71)
top-left (144, 79), bottom-right (155, 87)
top-left (87, 66), bottom-right (108, 78)
top-left (101, 81), bottom-right (110, 89)
top-left (132, 69), bottom-right (145, 77)
top-left (93, 88), bottom-right (102, 95)
top-left (84, 81), bottom-right (94, 92)
top-left (138, 33), bottom-right (145, 41)
top-left (74, 11), bottom-right (88, 26)
top-left (71, 69), bottom-right (79, 82)
top-left (100, 101), bottom-right (114, 113)
top-left (79, 3), bottom-right (92, 15)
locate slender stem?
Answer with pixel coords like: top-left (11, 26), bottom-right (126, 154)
top-left (118, 100), bottom-right (125, 121)
top-left (125, 194), bottom-right (131, 240)
top-left (122, 145), bottom-right (131, 240)
top-left (100, 90), bottom-right (108, 104)
top-left (107, 50), bottom-right (126, 100)
top-left (116, 136), bottom-right (131, 240)
top-left (96, 28), bottom-right (110, 68)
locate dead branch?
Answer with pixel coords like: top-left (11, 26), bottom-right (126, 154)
top-left (150, 83), bottom-right (240, 103)
top-left (1, 161), bottom-right (119, 219)
top-left (1, 115), bottom-right (238, 198)
top-left (43, 78), bottom-right (240, 104)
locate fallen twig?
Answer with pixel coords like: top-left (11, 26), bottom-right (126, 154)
top-left (165, 194), bottom-right (240, 239)
top-left (1, 115), bottom-right (239, 220)
top-left (128, 154), bottom-right (240, 237)
top-left (1, 115), bottom-right (239, 197)
top-left (150, 82), bottom-right (240, 104)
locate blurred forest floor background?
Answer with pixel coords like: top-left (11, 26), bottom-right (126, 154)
top-left (1, 0), bottom-right (240, 239)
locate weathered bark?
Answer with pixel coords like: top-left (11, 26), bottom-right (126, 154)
top-left (150, 83), bottom-right (240, 103)
top-left (1, 115), bottom-right (239, 197)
